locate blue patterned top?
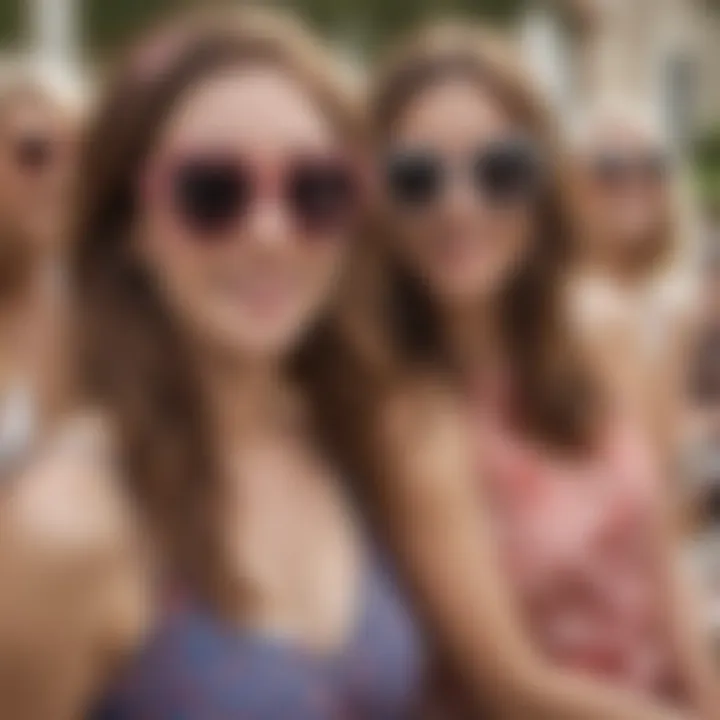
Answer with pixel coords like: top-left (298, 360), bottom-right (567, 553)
top-left (92, 558), bottom-right (426, 720)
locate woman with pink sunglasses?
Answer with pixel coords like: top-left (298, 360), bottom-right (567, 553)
top-left (0, 9), bottom-right (425, 720)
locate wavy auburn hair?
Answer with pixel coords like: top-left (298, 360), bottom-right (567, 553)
top-left (71, 8), bottom-right (362, 605)
top-left (366, 23), bottom-right (602, 450)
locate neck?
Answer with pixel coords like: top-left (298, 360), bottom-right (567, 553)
top-left (578, 234), bottom-right (657, 290)
top-left (197, 350), bottom-right (301, 449)
top-left (0, 255), bottom-right (58, 358)
top-left (441, 300), bottom-right (506, 387)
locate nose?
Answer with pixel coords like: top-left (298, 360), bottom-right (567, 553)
top-left (442, 170), bottom-right (478, 220)
top-left (244, 198), bottom-right (293, 250)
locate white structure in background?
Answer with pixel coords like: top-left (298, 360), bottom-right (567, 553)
top-left (26, 0), bottom-right (86, 108)
top-left (30, 0), bottom-right (79, 68)
top-left (519, 6), bottom-right (574, 116)
top-left (519, 0), bottom-right (707, 150)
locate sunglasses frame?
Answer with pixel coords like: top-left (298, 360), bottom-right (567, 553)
top-left (586, 150), bottom-right (672, 189)
top-left (384, 137), bottom-right (543, 210)
top-left (141, 148), bottom-right (367, 238)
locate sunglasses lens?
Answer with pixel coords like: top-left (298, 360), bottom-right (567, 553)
top-left (386, 151), bottom-right (442, 206)
top-left (642, 153), bottom-right (670, 182)
top-left (474, 141), bottom-right (538, 202)
top-left (592, 152), bottom-right (670, 188)
top-left (287, 160), bottom-right (356, 233)
top-left (173, 159), bottom-right (249, 235)
top-left (15, 137), bottom-right (53, 171)
top-left (592, 155), bottom-right (628, 186)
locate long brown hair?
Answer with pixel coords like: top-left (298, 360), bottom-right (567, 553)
top-left (72, 8), bottom-right (362, 605)
top-left (367, 23), bottom-right (601, 450)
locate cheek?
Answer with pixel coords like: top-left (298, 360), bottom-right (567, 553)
top-left (612, 192), bottom-right (661, 232)
top-left (0, 161), bottom-right (23, 207)
top-left (581, 185), bottom-right (610, 222)
top-left (291, 239), bottom-right (346, 314)
top-left (471, 211), bottom-right (531, 289)
top-left (140, 210), bottom-right (215, 319)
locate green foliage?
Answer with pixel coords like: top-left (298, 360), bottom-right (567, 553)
top-left (0, 0), bottom-right (23, 47)
top-left (82, 0), bottom-right (199, 55)
top-left (694, 127), bottom-right (720, 212)
top-left (80, 0), bottom-right (528, 55)
top-left (0, 0), bottom-right (528, 56)
top-left (296, 0), bottom-right (528, 46)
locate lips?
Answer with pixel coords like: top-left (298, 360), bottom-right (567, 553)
top-left (214, 270), bottom-right (300, 318)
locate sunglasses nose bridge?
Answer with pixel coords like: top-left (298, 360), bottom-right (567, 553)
top-left (444, 164), bottom-right (479, 212)
top-left (244, 195), bottom-right (294, 248)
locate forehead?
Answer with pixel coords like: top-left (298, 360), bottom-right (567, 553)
top-left (585, 122), bottom-right (663, 155)
top-left (1, 94), bottom-right (59, 135)
top-left (389, 77), bottom-right (516, 147)
top-left (158, 65), bottom-right (338, 156)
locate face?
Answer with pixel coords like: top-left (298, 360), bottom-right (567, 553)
top-left (0, 94), bottom-right (74, 250)
top-left (571, 124), bottom-right (672, 261)
top-left (139, 65), bottom-right (357, 362)
top-left (382, 78), bottom-right (539, 310)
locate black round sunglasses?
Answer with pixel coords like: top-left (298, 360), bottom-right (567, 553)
top-left (385, 137), bottom-right (542, 208)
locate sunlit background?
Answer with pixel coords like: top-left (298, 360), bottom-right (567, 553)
top-left (2, 1), bottom-right (720, 205)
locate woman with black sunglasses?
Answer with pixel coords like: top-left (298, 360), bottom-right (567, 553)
top-left (565, 101), bottom-right (699, 465)
top-left (348, 22), bottom-right (717, 720)
top-left (0, 9), bottom-right (425, 720)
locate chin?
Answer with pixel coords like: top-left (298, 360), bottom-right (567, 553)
top-left (225, 324), bottom-right (309, 363)
top-left (432, 271), bottom-right (502, 308)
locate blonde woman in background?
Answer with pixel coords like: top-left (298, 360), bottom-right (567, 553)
top-left (0, 67), bottom-right (80, 473)
top-left (565, 100), bottom-right (699, 464)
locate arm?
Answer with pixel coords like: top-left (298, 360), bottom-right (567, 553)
top-left (653, 300), bottom-right (701, 468)
top-left (569, 287), bottom-right (694, 471)
top-left (374, 386), bottom-right (692, 720)
top-left (0, 417), bottom-right (149, 720)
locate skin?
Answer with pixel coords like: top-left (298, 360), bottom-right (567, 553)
top-left (568, 123), bottom-right (672, 274)
top-left (385, 78), bottom-right (533, 315)
top-left (374, 77), bottom-right (717, 719)
top-left (0, 91), bottom-right (76, 435)
top-left (567, 120), bottom-right (693, 459)
top-left (0, 91), bottom-right (74, 254)
top-left (0, 65), bottom-right (363, 720)
top-left (140, 66), bottom-right (347, 360)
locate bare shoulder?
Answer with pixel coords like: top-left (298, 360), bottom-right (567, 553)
top-left (0, 413), bottom-right (150, 717)
top-left (1, 411), bottom-right (138, 566)
top-left (568, 277), bottom-right (627, 330)
top-left (0, 410), bottom-right (151, 656)
top-left (375, 376), bottom-right (473, 500)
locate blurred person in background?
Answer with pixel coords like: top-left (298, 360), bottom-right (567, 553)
top-left (689, 238), bottom-right (720, 466)
top-left (0, 69), bottom-right (78, 474)
top-left (564, 102), bottom-right (698, 462)
top-left (354, 22), bottom-right (718, 720)
top-left (686, 238), bottom-right (720, 648)
top-left (0, 9), bottom-right (426, 720)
